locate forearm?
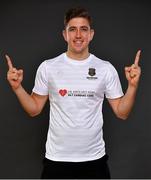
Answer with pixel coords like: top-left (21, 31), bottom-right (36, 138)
top-left (117, 84), bottom-right (138, 119)
top-left (12, 85), bottom-right (39, 117)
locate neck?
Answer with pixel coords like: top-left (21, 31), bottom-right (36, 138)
top-left (66, 50), bottom-right (90, 60)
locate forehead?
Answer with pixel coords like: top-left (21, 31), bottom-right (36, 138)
top-left (66, 17), bottom-right (90, 28)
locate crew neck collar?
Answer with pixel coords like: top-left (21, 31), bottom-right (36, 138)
top-left (64, 53), bottom-right (92, 65)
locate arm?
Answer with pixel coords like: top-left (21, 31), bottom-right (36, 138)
top-left (13, 86), bottom-right (48, 117)
top-left (108, 50), bottom-right (141, 120)
top-left (6, 55), bottom-right (48, 117)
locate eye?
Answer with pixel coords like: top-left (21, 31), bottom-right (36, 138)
top-left (68, 27), bottom-right (76, 32)
top-left (81, 27), bottom-right (89, 31)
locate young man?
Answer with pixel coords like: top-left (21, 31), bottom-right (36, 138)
top-left (6, 7), bottom-right (141, 179)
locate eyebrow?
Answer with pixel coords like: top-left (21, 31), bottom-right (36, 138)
top-left (68, 26), bottom-right (90, 29)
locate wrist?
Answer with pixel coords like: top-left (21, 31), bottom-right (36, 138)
top-left (128, 83), bottom-right (138, 89)
top-left (12, 85), bottom-right (23, 93)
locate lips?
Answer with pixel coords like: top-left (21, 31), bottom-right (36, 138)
top-left (73, 40), bottom-right (83, 47)
top-left (74, 40), bottom-right (83, 43)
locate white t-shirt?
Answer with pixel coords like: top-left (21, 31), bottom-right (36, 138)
top-left (33, 53), bottom-right (124, 162)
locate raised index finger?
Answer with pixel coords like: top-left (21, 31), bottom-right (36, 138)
top-left (134, 50), bottom-right (141, 66)
top-left (5, 54), bottom-right (13, 70)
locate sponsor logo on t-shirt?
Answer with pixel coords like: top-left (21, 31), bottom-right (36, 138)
top-left (59, 89), bottom-right (67, 96)
top-left (87, 68), bottom-right (98, 80)
top-left (59, 89), bottom-right (95, 98)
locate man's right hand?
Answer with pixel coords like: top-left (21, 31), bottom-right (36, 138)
top-left (6, 55), bottom-right (23, 90)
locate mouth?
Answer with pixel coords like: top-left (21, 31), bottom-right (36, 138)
top-left (73, 40), bottom-right (83, 47)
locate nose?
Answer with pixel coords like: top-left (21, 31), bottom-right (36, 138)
top-left (76, 29), bottom-right (81, 38)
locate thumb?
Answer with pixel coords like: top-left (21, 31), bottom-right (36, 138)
top-left (17, 69), bottom-right (23, 81)
top-left (125, 66), bottom-right (131, 72)
top-left (18, 69), bottom-right (23, 75)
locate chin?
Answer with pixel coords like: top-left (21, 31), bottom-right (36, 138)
top-left (73, 48), bottom-right (85, 54)
top-left (75, 50), bottom-right (83, 53)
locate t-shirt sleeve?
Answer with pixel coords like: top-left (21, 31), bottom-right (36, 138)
top-left (32, 61), bottom-right (49, 95)
top-left (105, 63), bottom-right (124, 99)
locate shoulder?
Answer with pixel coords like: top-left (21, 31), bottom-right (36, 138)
top-left (91, 55), bottom-right (119, 80)
top-left (45, 53), bottom-right (64, 66)
top-left (92, 54), bottom-right (116, 71)
top-left (37, 53), bottom-right (64, 71)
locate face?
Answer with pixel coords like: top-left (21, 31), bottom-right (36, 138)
top-left (63, 17), bottom-right (94, 57)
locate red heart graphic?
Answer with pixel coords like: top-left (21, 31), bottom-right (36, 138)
top-left (59, 89), bottom-right (67, 96)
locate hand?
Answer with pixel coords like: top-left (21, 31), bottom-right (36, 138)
top-left (125, 50), bottom-right (141, 88)
top-left (6, 54), bottom-right (23, 90)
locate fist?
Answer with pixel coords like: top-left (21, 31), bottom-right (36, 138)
top-left (6, 55), bottom-right (23, 90)
top-left (125, 50), bottom-right (141, 87)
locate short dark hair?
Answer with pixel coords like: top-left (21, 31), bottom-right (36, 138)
top-left (64, 7), bottom-right (92, 28)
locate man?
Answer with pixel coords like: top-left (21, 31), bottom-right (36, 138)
top-left (6, 7), bottom-right (141, 179)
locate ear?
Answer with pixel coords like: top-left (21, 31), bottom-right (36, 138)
top-left (90, 29), bottom-right (94, 41)
top-left (62, 30), bottom-right (67, 42)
